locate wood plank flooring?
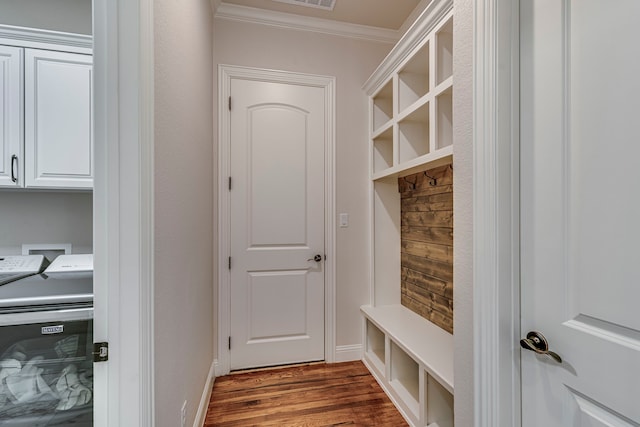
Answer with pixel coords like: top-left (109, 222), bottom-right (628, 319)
top-left (204, 361), bottom-right (408, 426)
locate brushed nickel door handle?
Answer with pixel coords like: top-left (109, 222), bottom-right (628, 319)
top-left (307, 254), bottom-right (322, 262)
top-left (520, 331), bottom-right (562, 363)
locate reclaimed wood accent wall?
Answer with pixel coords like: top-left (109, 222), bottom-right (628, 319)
top-left (398, 164), bottom-right (453, 334)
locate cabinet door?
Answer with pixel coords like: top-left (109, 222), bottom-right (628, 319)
top-left (25, 49), bottom-right (92, 189)
top-left (0, 46), bottom-right (23, 188)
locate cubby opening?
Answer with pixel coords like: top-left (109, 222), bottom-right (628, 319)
top-left (398, 103), bottom-right (430, 164)
top-left (436, 18), bottom-right (453, 85)
top-left (390, 341), bottom-right (420, 417)
top-left (366, 320), bottom-right (386, 371)
top-left (436, 88), bottom-right (453, 150)
top-left (372, 80), bottom-right (393, 132)
top-left (425, 372), bottom-right (454, 427)
top-left (398, 42), bottom-right (430, 114)
top-left (372, 126), bottom-right (394, 174)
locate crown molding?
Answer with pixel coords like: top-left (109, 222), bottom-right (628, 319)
top-left (362, 0), bottom-right (453, 94)
top-left (214, 3), bottom-right (398, 44)
top-left (0, 24), bottom-right (92, 53)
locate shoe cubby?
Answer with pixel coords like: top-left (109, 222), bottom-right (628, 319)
top-left (424, 371), bottom-right (454, 427)
top-left (365, 319), bottom-right (386, 374)
top-left (390, 341), bottom-right (420, 420)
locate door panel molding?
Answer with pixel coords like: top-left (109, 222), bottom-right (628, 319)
top-left (217, 64), bottom-right (336, 376)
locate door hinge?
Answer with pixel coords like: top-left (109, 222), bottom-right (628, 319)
top-left (228, 96), bottom-right (231, 111)
top-left (93, 342), bottom-right (109, 362)
top-left (228, 176), bottom-right (232, 191)
top-left (228, 336), bottom-right (231, 350)
top-left (228, 256), bottom-right (231, 270)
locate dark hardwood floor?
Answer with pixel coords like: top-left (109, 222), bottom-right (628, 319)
top-left (204, 361), bottom-right (408, 426)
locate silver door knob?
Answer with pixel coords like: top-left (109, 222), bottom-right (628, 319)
top-left (307, 254), bottom-right (322, 262)
top-left (520, 331), bottom-right (562, 363)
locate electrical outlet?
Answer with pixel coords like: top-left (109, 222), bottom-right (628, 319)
top-left (181, 400), bottom-right (187, 427)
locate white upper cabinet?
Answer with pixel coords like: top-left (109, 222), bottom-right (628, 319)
top-left (24, 49), bottom-right (93, 189)
top-left (0, 45), bottom-right (23, 188)
top-left (0, 26), bottom-right (93, 190)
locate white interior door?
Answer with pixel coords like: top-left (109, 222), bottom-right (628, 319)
top-left (520, 1), bottom-right (640, 425)
top-left (229, 77), bottom-right (325, 370)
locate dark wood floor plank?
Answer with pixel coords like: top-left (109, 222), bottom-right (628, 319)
top-left (205, 361), bottom-right (408, 426)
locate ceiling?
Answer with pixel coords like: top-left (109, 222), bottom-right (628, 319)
top-left (220, 0), bottom-right (424, 30)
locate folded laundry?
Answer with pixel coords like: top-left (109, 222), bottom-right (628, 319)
top-left (0, 342), bottom-right (92, 415)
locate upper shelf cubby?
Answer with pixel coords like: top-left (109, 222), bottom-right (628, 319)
top-left (398, 41), bottom-right (429, 114)
top-left (436, 17), bottom-right (453, 85)
top-left (372, 79), bottom-right (393, 132)
top-left (364, 0), bottom-right (453, 181)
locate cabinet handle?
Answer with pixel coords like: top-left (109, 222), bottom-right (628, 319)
top-left (10, 155), bottom-right (17, 183)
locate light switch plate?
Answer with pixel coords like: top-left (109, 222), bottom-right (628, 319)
top-left (339, 213), bottom-right (349, 228)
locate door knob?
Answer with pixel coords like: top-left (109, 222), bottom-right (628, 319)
top-left (307, 254), bottom-right (322, 262)
top-left (520, 331), bottom-right (562, 363)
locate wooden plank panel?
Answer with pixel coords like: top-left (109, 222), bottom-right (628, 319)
top-left (402, 210), bottom-right (453, 228)
top-left (401, 267), bottom-right (453, 299)
top-left (399, 164), bottom-right (453, 333)
top-left (401, 226), bottom-right (453, 245)
top-left (401, 240), bottom-right (453, 263)
top-left (205, 361), bottom-right (409, 426)
top-left (401, 253), bottom-right (453, 282)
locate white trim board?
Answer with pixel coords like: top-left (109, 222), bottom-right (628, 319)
top-left (334, 345), bottom-right (362, 363)
top-left (217, 64), bottom-right (336, 375)
top-left (0, 24), bottom-right (92, 53)
top-left (214, 3), bottom-right (398, 44)
top-left (472, 0), bottom-right (521, 426)
top-left (193, 361), bottom-right (216, 427)
top-left (93, 0), bottom-right (155, 425)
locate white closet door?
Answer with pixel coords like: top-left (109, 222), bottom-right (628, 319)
top-left (25, 49), bottom-right (93, 189)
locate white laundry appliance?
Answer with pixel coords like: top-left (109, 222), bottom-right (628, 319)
top-left (0, 255), bottom-right (93, 426)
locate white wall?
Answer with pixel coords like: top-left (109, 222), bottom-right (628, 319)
top-left (0, 192), bottom-right (92, 254)
top-left (153, 1), bottom-right (214, 426)
top-left (453, 0), bottom-right (473, 425)
top-left (0, 0), bottom-right (91, 34)
top-left (212, 19), bottom-right (392, 354)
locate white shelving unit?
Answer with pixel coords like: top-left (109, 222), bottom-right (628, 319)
top-left (362, 1), bottom-right (454, 426)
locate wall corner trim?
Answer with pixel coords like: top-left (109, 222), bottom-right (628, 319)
top-left (214, 3), bottom-right (398, 44)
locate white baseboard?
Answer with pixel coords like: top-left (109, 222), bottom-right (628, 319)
top-left (334, 344), bottom-right (362, 362)
top-left (193, 360), bottom-right (216, 427)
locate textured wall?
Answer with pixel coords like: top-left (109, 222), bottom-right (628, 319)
top-left (153, 0), bottom-right (214, 426)
top-left (453, 0), bottom-right (474, 425)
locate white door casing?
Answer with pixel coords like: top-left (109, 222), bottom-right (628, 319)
top-left (520, 0), bottom-right (640, 425)
top-left (218, 65), bottom-right (336, 375)
top-left (229, 78), bottom-right (325, 370)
